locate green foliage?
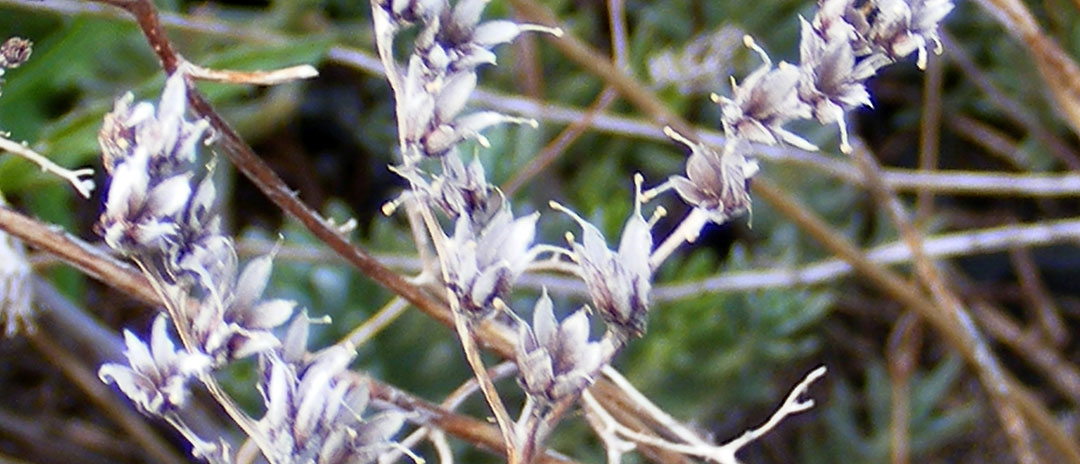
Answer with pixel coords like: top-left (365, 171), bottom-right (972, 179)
top-left (797, 357), bottom-right (979, 463)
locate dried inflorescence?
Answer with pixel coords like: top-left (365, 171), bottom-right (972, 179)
top-left (0, 36), bottom-right (31, 97)
top-left (375, 0), bottom-right (553, 160)
top-left (95, 69), bottom-right (408, 463)
top-left (515, 290), bottom-right (610, 405)
top-left (258, 347), bottom-right (404, 464)
top-left (553, 180), bottom-right (654, 342)
top-left (716, 37), bottom-right (816, 151)
top-left (99, 314), bottom-right (212, 416)
top-left (649, 25), bottom-right (745, 95)
top-left (673, 0), bottom-right (953, 228)
top-left (442, 206), bottom-right (539, 317)
top-left (97, 72), bottom-right (210, 255)
top-left (97, 71), bottom-right (295, 365)
top-left (0, 37), bottom-right (31, 68)
top-left (665, 131), bottom-right (759, 225)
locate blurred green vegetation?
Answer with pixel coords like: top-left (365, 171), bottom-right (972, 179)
top-left (1, 0), bottom-right (1077, 463)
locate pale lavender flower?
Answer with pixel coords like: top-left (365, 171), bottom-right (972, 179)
top-left (99, 314), bottom-right (211, 416)
top-left (0, 213), bottom-right (32, 337)
top-left (443, 205), bottom-right (539, 317)
top-left (377, 0), bottom-right (554, 159)
top-left (553, 181), bottom-right (653, 341)
top-left (188, 250), bottom-right (297, 364)
top-left (0, 37), bottom-right (31, 97)
top-left (99, 71), bottom-right (209, 177)
top-left (649, 25), bottom-right (744, 95)
top-left (665, 130), bottom-right (759, 225)
top-left (436, 152), bottom-right (502, 225)
top-left (99, 149), bottom-right (192, 253)
top-left (515, 290), bottom-right (609, 404)
top-left (716, 37), bottom-right (816, 151)
top-left (843, 0), bottom-right (954, 69)
top-left (258, 348), bottom-right (403, 464)
top-left (797, 17), bottom-right (875, 152)
top-left (98, 72), bottom-right (209, 255)
top-left (0, 37), bottom-right (30, 70)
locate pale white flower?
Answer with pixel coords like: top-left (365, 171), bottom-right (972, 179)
top-left (516, 289), bottom-right (609, 404)
top-left (553, 182), bottom-right (654, 341)
top-left (258, 349), bottom-right (403, 464)
top-left (99, 314), bottom-right (211, 416)
top-left (666, 133), bottom-right (759, 225)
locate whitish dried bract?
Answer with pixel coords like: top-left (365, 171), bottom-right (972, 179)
top-left (515, 290), bottom-right (609, 404)
top-left (717, 38), bottom-right (816, 151)
top-left (99, 314), bottom-right (212, 416)
top-left (797, 16), bottom-right (876, 152)
top-left (187, 249), bottom-right (297, 364)
top-left (376, 0), bottom-right (552, 159)
top-left (443, 205), bottom-right (539, 317)
top-left (258, 348), bottom-right (403, 464)
top-left (555, 183), bottom-right (653, 342)
top-left (98, 72), bottom-right (209, 255)
top-left (667, 134), bottom-right (759, 225)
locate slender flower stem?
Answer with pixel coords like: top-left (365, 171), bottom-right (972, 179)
top-left (649, 207), bottom-right (709, 270)
top-left (0, 135), bottom-right (94, 198)
top-left (338, 296), bottom-right (410, 347)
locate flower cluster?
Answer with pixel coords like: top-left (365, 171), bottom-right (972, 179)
top-left (553, 179), bottom-right (654, 343)
top-left (97, 72), bottom-right (209, 254)
top-left (99, 314), bottom-right (212, 416)
top-left (648, 25), bottom-right (745, 95)
top-left (374, 0), bottom-right (554, 161)
top-left (515, 290), bottom-right (610, 405)
top-left (667, 0), bottom-right (953, 223)
top-left (258, 345), bottom-right (404, 464)
top-left (92, 69), bottom-right (412, 464)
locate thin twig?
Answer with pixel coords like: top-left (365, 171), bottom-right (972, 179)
top-left (915, 53), bottom-right (943, 223)
top-left (887, 314), bottom-right (920, 464)
top-left (653, 216), bottom-right (1080, 301)
top-left (850, 142), bottom-right (1038, 464)
top-left (1008, 247), bottom-right (1068, 346)
top-left (0, 135), bottom-right (94, 198)
top-left (338, 296), bottom-right (410, 347)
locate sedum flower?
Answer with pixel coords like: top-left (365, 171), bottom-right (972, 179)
top-left (796, 17), bottom-right (875, 152)
top-left (188, 250), bottom-right (297, 364)
top-left (665, 130), bottom-right (759, 225)
top-left (99, 314), bottom-right (211, 416)
top-left (515, 290), bottom-right (609, 404)
top-left (97, 72), bottom-right (209, 256)
top-left (716, 37), bottom-right (816, 151)
top-left (258, 348), bottom-right (404, 464)
top-left (442, 204), bottom-right (539, 317)
top-left (553, 180), bottom-right (654, 341)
